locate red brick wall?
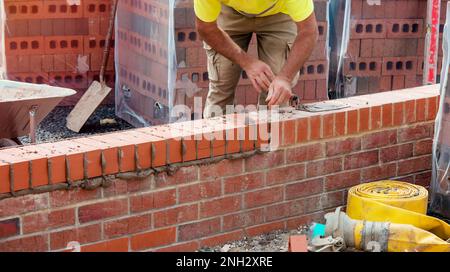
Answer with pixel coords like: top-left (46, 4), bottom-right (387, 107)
top-left (0, 84), bottom-right (439, 251)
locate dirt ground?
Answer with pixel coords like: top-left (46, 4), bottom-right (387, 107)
top-left (200, 227), bottom-right (309, 252)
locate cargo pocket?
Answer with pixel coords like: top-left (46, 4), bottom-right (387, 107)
top-left (286, 42), bottom-right (300, 87)
top-left (204, 42), bottom-right (219, 81)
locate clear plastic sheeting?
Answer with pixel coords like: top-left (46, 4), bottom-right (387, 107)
top-left (115, 0), bottom-right (332, 127)
top-left (430, 3), bottom-right (450, 219)
top-left (0, 1), bottom-right (6, 79)
top-left (115, 0), bottom-right (174, 127)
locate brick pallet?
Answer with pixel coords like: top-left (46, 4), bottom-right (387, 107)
top-left (342, 0), bottom-right (448, 96)
top-left (3, 0), bottom-right (116, 105)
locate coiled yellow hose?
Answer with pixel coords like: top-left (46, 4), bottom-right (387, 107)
top-left (348, 181), bottom-right (450, 239)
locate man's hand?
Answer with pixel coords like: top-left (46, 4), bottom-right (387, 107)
top-left (241, 58), bottom-right (275, 93)
top-left (266, 76), bottom-right (292, 106)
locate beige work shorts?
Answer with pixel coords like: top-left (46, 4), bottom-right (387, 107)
top-left (203, 5), bottom-right (299, 118)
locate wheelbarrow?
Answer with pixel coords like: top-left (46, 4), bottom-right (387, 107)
top-left (0, 80), bottom-right (76, 147)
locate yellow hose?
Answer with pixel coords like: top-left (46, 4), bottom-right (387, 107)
top-left (347, 181), bottom-right (450, 239)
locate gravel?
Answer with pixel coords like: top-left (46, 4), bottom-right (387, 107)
top-left (18, 105), bottom-right (133, 144)
top-left (199, 226), bottom-right (310, 252)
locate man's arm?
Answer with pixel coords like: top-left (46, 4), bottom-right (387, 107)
top-left (196, 18), bottom-right (275, 92)
top-left (266, 13), bottom-right (319, 106)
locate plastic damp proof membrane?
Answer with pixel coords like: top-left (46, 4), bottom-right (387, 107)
top-left (430, 3), bottom-right (450, 219)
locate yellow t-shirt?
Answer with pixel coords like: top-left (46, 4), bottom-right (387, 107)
top-left (194, 0), bottom-right (314, 23)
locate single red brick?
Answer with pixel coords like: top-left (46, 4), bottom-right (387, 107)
top-left (393, 102), bottom-right (404, 126)
top-left (154, 165), bottom-right (198, 188)
top-left (131, 227), bottom-right (176, 251)
top-left (405, 100), bottom-right (416, 123)
top-left (0, 218), bottom-right (20, 239)
top-left (344, 150), bottom-right (379, 170)
top-left (49, 187), bottom-right (100, 208)
top-left (371, 106), bottom-right (382, 130)
top-left (50, 224), bottom-right (102, 250)
top-left (362, 129), bottom-right (397, 149)
top-left (178, 180), bottom-right (221, 204)
top-left (222, 209), bottom-right (265, 231)
top-left (103, 177), bottom-right (152, 197)
top-left (154, 204), bottom-right (198, 228)
top-left (224, 172), bottom-right (264, 194)
top-left (104, 214), bottom-right (152, 239)
top-left (82, 237), bottom-right (129, 252)
top-left (306, 158), bottom-right (342, 178)
top-left (266, 164), bottom-right (306, 185)
top-left (200, 195), bottom-right (241, 218)
top-left (398, 155), bottom-right (432, 176)
top-left (286, 143), bottom-right (324, 162)
top-left (398, 124), bottom-right (432, 142)
top-left (178, 218), bottom-right (221, 241)
top-left (359, 108), bottom-right (370, 132)
top-left (199, 159), bottom-right (243, 180)
top-left (289, 235), bottom-right (308, 252)
top-left (416, 98), bottom-right (427, 122)
top-left (0, 234), bottom-right (48, 252)
top-left (265, 199), bottom-right (306, 221)
top-left (326, 137), bottom-right (361, 156)
top-left (325, 170), bottom-right (361, 191)
top-left (322, 114), bottom-right (335, 138)
top-left (380, 143), bottom-right (413, 163)
top-left (23, 208), bottom-right (75, 234)
top-left (0, 193), bottom-right (48, 217)
top-left (130, 189), bottom-right (176, 213)
top-left (347, 110), bottom-right (358, 134)
top-left (282, 119), bottom-right (296, 146)
top-left (414, 139), bottom-right (433, 156)
top-left (244, 186), bottom-right (283, 209)
top-left (382, 103), bottom-right (393, 127)
top-left (361, 163), bottom-right (397, 182)
top-left (304, 191), bottom-right (344, 213)
top-left (427, 96), bottom-right (438, 120)
top-left (244, 150), bottom-right (284, 171)
top-left (78, 199), bottom-right (128, 223)
top-left (296, 118), bottom-right (309, 142)
top-left (285, 178), bottom-right (323, 200)
top-left (335, 112), bottom-right (346, 136)
top-left (309, 116), bottom-right (321, 140)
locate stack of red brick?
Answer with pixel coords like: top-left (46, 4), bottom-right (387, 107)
top-left (3, 0), bottom-right (115, 105)
top-left (343, 0), bottom-right (448, 95)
